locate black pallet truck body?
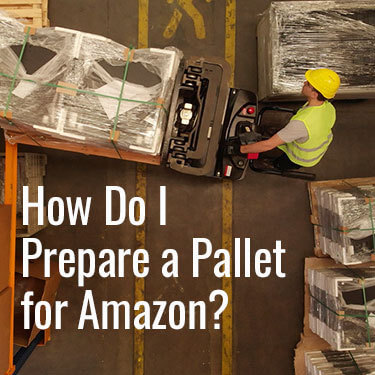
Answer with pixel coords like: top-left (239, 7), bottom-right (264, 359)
top-left (163, 57), bottom-right (315, 181)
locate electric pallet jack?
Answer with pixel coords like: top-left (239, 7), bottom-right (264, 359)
top-left (163, 57), bottom-right (316, 181)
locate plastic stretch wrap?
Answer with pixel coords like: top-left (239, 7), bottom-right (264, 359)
top-left (0, 14), bottom-right (182, 155)
top-left (305, 349), bottom-right (375, 374)
top-left (309, 268), bottom-right (375, 351)
top-left (314, 184), bottom-right (375, 265)
top-left (257, 1), bottom-right (375, 101)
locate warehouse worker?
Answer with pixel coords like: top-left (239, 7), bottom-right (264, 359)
top-left (240, 68), bottom-right (341, 170)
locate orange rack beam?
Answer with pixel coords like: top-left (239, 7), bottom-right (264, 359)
top-left (4, 141), bottom-right (17, 375)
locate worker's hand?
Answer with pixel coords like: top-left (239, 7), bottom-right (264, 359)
top-left (239, 131), bottom-right (262, 145)
top-left (225, 137), bottom-right (244, 156)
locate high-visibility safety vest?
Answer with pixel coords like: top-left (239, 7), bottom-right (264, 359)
top-left (278, 101), bottom-right (336, 167)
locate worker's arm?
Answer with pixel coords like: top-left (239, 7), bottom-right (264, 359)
top-left (240, 134), bottom-right (285, 154)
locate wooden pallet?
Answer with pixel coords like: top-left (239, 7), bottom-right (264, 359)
top-left (307, 177), bottom-right (375, 258)
top-left (0, 0), bottom-right (49, 28)
top-left (0, 119), bottom-right (162, 165)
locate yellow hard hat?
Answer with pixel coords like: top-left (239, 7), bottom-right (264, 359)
top-left (305, 68), bottom-right (340, 99)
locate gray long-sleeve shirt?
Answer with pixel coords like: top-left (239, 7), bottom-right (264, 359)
top-left (276, 120), bottom-right (309, 144)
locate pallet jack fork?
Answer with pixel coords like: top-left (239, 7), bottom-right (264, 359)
top-left (249, 160), bottom-right (316, 181)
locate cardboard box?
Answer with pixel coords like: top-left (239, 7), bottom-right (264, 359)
top-left (0, 204), bottom-right (11, 293)
top-left (0, 153), bottom-right (48, 238)
top-left (14, 257), bottom-right (61, 347)
top-left (0, 287), bottom-right (12, 375)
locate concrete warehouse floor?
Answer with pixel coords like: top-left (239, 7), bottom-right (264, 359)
top-left (1, 0), bottom-right (375, 374)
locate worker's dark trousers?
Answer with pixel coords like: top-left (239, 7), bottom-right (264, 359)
top-left (273, 153), bottom-right (302, 171)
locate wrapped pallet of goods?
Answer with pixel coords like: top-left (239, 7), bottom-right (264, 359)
top-left (305, 349), bottom-right (375, 374)
top-left (308, 177), bottom-right (375, 265)
top-left (294, 258), bottom-right (375, 375)
top-left (308, 267), bottom-right (375, 351)
top-left (0, 13), bottom-right (182, 163)
top-left (257, 1), bottom-right (375, 101)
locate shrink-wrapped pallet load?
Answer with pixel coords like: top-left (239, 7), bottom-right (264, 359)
top-left (311, 182), bottom-right (375, 265)
top-left (257, 1), bottom-right (375, 101)
top-left (308, 268), bottom-right (375, 351)
top-left (305, 349), bottom-right (375, 374)
top-left (0, 14), bottom-right (182, 161)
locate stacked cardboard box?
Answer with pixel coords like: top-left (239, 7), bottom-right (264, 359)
top-left (0, 205), bottom-right (61, 354)
top-left (0, 153), bottom-right (48, 237)
top-left (14, 257), bottom-right (61, 347)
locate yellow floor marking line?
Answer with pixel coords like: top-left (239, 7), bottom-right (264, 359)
top-left (134, 1), bottom-right (148, 373)
top-left (138, 0), bottom-right (148, 49)
top-left (223, 1), bottom-right (236, 374)
top-left (163, 0), bottom-right (211, 40)
top-left (222, 180), bottom-right (233, 375)
top-left (163, 7), bottom-right (183, 39)
top-left (225, 0), bottom-right (236, 84)
top-left (134, 164), bottom-right (147, 375)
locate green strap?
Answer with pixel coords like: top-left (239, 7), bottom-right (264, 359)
top-left (368, 200), bottom-right (375, 251)
top-left (309, 292), bottom-right (368, 318)
top-left (1, 28), bottom-right (44, 148)
top-left (108, 47), bottom-right (133, 159)
top-left (9, 121), bottom-right (44, 148)
top-left (110, 139), bottom-right (122, 159)
top-left (343, 264), bottom-right (363, 280)
top-left (344, 265), bottom-right (375, 346)
top-left (314, 192), bottom-right (375, 257)
top-left (0, 72), bottom-right (168, 114)
top-left (310, 278), bottom-right (374, 348)
top-left (0, 40), bottom-right (168, 156)
top-left (109, 47), bottom-right (132, 159)
top-left (314, 208), bottom-right (374, 234)
top-left (361, 280), bottom-right (373, 347)
top-left (348, 351), bottom-right (363, 374)
top-left (4, 27), bottom-right (31, 114)
top-left (340, 181), bottom-right (375, 249)
top-left (110, 47), bottom-right (133, 143)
